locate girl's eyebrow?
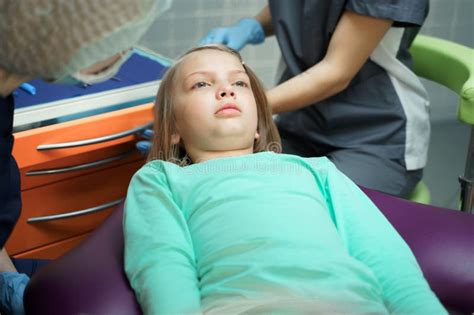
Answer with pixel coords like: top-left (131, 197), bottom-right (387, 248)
top-left (184, 69), bottom-right (247, 80)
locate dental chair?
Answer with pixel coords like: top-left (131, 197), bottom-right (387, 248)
top-left (23, 35), bottom-right (474, 314)
top-left (23, 188), bottom-right (474, 315)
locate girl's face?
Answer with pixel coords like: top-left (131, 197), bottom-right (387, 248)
top-left (172, 49), bottom-right (259, 162)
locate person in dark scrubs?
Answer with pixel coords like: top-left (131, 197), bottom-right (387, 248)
top-left (0, 1), bottom-right (172, 314)
top-left (200, 0), bottom-right (430, 198)
top-left (0, 97), bottom-right (20, 252)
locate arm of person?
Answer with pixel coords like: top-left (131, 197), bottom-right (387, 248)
top-left (267, 10), bottom-right (392, 114)
top-left (315, 159), bottom-right (447, 314)
top-left (0, 68), bottom-right (32, 97)
top-left (255, 5), bottom-right (273, 37)
top-left (0, 249), bottom-right (16, 273)
top-left (123, 164), bottom-right (201, 315)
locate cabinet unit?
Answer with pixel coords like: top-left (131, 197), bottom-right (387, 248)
top-left (6, 103), bottom-right (154, 259)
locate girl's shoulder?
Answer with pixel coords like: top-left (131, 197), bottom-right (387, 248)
top-left (277, 153), bottom-right (335, 170)
top-left (305, 156), bottom-right (335, 171)
top-left (142, 159), bottom-right (178, 172)
top-left (130, 159), bottom-right (180, 184)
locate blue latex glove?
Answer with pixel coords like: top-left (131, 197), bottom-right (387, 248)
top-left (199, 18), bottom-right (265, 51)
top-left (136, 129), bottom-right (153, 155)
top-left (0, 272), bottom-right (29, 315)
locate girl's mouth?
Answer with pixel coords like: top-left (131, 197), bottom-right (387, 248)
top-left (215, 103), bottom-right (241, 116)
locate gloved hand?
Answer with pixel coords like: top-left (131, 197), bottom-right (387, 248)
top-left (0, 272), bottom-right (29, 315)
top-left (199, 18), bottom-right (265, 51)
top-left (136, 129), bottom-right (153, 155)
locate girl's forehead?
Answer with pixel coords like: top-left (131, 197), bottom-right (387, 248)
top-left (178, 49), bottom-right (244, 75)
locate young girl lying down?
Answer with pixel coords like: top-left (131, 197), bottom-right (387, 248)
top-left (123, 45), bottom-right (446, 315)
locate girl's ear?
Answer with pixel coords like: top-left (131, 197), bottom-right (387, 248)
top-left (171, 133), bottom-right (181, 145)
top-left (254, 131), bottom-right (260, 140)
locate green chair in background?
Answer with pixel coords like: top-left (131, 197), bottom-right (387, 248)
top-left (408, 35), bottom-right (474, 213)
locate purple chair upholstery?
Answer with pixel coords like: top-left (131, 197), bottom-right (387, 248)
top-left (24, 188), bottom-right (474, 315)
top-left (24, 204), bottom-right (141, 315)
top-left (361, 188), bottom-right (474, 314)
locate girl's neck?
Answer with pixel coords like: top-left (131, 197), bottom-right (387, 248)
top-left (190, 147), bottom-right (254, 164)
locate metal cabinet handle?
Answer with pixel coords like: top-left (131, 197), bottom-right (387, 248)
top-left (27, 198), bottom-right (124, 223)
top-left (37, 122), bottom-right (152, 151)
top-left (26, 151), bottom-right (134, 176)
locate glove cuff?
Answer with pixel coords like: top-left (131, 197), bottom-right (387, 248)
top-left (238, 18), bottom-right (265, 45)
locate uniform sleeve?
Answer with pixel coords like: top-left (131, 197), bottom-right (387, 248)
top-left (315, 159), bottom-right (447, 314)
top-left (345, 0), bottom-right (429, 27)
top-left (123, 164), bottom-right (201, 315)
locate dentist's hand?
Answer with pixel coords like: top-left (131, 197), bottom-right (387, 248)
top-left (0, 272), bottom-right (29, 315)
top-left (199, 18), bottom-right (265, 51)
top-left (136, 129), bottom-right (153, 155)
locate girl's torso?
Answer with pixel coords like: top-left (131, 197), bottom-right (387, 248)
top-left (156, 152), bottom-right (388, 313)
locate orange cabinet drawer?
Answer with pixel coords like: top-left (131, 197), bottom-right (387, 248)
top-left (5, 160), bottom-right (143, 255)
top-left (13, 103), bottom-right (153, 190)
top-left (12, 233), bottom-right (89, 260)
top-left (19, 143), bottom-right (143, 191)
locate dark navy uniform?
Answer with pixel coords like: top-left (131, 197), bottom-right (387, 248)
top-left (0, 95), bottom-right (21, 247)
top-left (269, 0), bottom-right (430, 197)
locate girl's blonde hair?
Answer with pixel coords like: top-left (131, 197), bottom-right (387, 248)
top-left (148, 45), bottom-right (281, 164)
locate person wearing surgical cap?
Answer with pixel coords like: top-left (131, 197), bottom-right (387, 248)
top-left (0, 1), bottom-right (172, 314)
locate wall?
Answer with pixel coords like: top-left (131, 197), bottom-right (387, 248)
top-left (139, 0), bottom-right (276, 86)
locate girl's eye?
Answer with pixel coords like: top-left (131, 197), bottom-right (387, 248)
top-left (234, 80), bottom-right (248, 87)
top-left (192, 82), bottom-right (209, 89)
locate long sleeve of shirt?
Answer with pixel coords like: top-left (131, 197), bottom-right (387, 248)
top-left (123, 164), bottom-right (201, 315)
top-left (316, 159), bottom-right (447, 314)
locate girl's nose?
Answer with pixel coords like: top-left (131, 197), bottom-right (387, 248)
top-left (216, 86), bottom-right (235, 99)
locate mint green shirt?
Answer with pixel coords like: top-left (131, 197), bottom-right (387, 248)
top-left (124, 152), bottom-right (446, 314)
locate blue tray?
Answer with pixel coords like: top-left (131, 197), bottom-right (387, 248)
top-left (14, 53), bottom-right (169, 109)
